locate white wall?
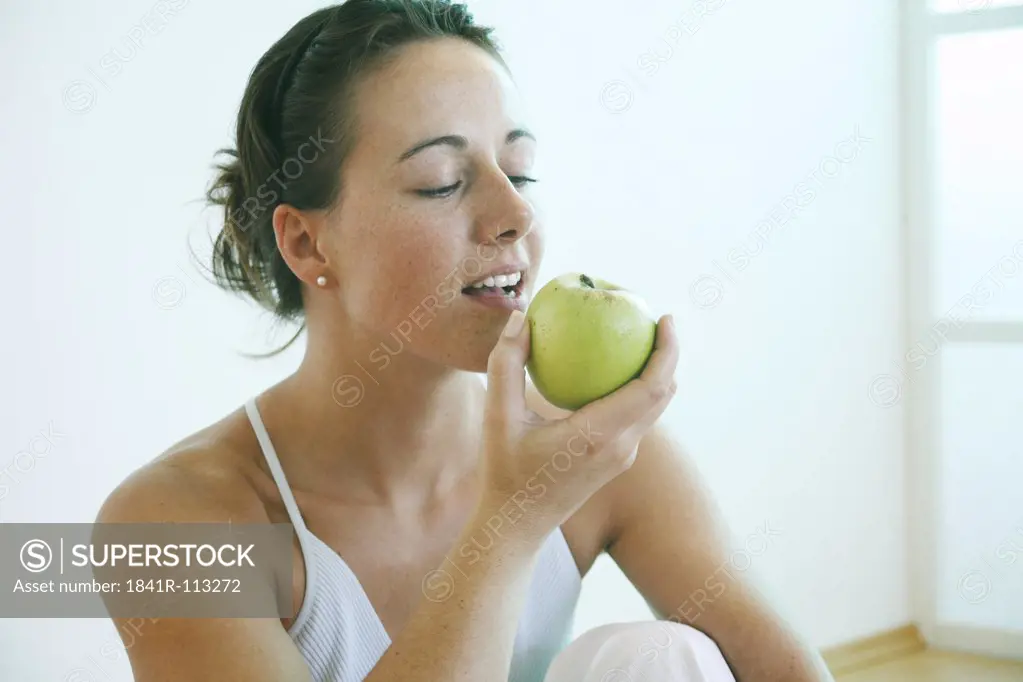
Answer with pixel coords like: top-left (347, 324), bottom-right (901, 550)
top-left (1, 0), bottom-right (904, 679)
top-left (488, 0), bottom-right (905, 649)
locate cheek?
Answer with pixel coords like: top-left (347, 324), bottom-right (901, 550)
top-left (336, 213), bottom-right (462, 326)
top-left (527, 221), bottom-right (546, 264)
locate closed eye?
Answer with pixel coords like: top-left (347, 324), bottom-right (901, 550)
top-left (416, 175), bottom-right (538, 199)
top-left (508, 176), bottom-right (538, 188)
top-left (416, 181), bottom-right (463, 198)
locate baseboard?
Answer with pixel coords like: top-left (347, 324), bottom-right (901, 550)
top-left (821, 623), bottom-right (927, 676)
top-left (925, 623), bottom-right (1023, 662)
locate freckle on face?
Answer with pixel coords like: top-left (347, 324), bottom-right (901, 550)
top-left (323, 38), bottom-right (543, 372)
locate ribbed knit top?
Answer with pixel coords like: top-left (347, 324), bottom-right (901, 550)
top-left (244, 398), bottom-right (582, 682)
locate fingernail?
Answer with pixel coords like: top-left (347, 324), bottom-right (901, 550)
top-left (503, 310), bottom-right (526, 338)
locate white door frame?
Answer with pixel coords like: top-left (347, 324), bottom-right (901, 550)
top-left (902, 0), bottom-right (1023, 660)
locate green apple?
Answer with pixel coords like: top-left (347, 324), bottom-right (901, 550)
top-left (525, 272), bottom-right (658, 410)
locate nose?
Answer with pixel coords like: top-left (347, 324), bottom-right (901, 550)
top-left (473, 169), bottom-right (536, 247)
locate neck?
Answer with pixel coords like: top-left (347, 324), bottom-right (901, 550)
top-left (259, 322), bottom-right (485, 509)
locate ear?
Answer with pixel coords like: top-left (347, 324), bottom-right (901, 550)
top-left (272, 203), bottom-right (330, 286)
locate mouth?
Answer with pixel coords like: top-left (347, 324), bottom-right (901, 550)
top-left (461, 268), bottom-right (527, 301)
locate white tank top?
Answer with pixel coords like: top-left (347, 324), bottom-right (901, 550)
top-left (244, 398), bottom-right (582, 682)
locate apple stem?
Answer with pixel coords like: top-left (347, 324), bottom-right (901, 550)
top-left (579, 274), bottom-right (595, 288)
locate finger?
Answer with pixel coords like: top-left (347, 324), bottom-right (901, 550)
top-left (485, 309), bottom-right (531, 427)
top-left (565, 314), bottom-right (679, 445)
top-left (617, 372), bottom-right (678, 447)
top-left (636, 314), bottom-right (679, 386)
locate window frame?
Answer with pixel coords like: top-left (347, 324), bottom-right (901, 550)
top-left (903, 0), bottom-right (1023, 658)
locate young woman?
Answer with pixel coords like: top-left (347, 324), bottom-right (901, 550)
top-left (99, 1), bottom-right (834, 680)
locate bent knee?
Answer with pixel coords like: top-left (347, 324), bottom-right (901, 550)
top-left (545, 621), bottom-right (735, 682)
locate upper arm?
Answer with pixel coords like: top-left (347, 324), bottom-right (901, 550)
top-left (95, 457), bottom-right (312, 682)
top-left (602, 425), bottom-right (832, 680)
top-left (600, 424), bottom-right (750, 623)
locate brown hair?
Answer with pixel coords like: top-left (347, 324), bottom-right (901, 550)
top-left (205, 0), bottom-right (504, 352)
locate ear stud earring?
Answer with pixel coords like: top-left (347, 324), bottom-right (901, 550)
top-left (316, 275), bottom-right (327, 287)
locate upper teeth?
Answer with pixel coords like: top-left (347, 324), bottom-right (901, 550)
top-left (471, 271), bottom-right (522, 288)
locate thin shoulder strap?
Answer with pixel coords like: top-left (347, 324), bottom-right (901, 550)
top-left (244, 398), bottom-right (308, 532)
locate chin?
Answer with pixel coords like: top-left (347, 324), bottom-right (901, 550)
top-left (450, 335), bottom-right (501, 374)
top-left (435, 317), bottom-right (506, 374)
top-left (408, 289), bottom-right (532, 374)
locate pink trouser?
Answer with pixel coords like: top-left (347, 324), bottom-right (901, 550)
top-left (544, 621), bottom-right (737, 682)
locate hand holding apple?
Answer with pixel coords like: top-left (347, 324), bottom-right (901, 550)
top-left (476, 300), bottom-right (678, 544)
top-left (525, 273), bottom-right (659, 410)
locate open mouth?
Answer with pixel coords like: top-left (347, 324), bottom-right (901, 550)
top-left (461, 270), bottom-right (525, 299)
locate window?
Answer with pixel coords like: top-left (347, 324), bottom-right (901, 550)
top-left (906, 0), bottom-right (1023, 656)
top-left (934, 27), bottom-right (1023, 321)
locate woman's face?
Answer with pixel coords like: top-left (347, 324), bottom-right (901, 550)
top-left (321, 37), bottom-right (544, 373)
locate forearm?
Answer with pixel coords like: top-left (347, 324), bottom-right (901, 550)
top-left (722, 628), bottom-right (834, 682)
top-left (364, 499), bottom-right (545, 682)
top-left (692, 594), bottom-right (836, 682)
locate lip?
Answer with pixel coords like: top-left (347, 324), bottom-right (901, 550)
top-left (462, 287), bottom-right (529, 312)
top-left (463, 262), bottom-right (529, 288)
top-left (460, 261), bottom-right (530, 312)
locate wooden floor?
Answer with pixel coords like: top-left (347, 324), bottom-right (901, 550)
top-left (837, 650), bottom-right (1023, 681)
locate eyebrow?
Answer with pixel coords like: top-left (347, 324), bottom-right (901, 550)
top-left (397, 128), bottom-right (536, 162)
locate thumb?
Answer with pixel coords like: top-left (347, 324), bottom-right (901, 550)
top-left (485, 309), bottom-right (530, 426)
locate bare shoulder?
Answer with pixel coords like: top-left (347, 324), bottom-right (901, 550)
top-left (96, 411), bottom-right (270, 527)
top-left (93, 412), bottom-right (312, 682)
